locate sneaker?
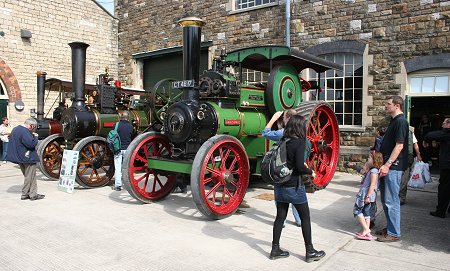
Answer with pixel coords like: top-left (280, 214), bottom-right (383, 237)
top-left (115, 186), bottom-right (122, 191)
top-left (30, 194), bottom-right (45, 201)
top-left (2, 161), bottom-right (6, 164)
top-left (375, 228), bottom-right (387, 235)
top-left (377, 233), bottom-right (401, 242)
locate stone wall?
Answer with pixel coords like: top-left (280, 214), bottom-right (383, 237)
top-left (0, 0), bottom-right (118, 124)
top-left (117, 0), bottom-right (449, 170)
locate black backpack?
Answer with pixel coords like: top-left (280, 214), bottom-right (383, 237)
top-left (261, 138), bottom-right (292, 185)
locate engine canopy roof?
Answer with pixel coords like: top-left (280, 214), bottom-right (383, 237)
top-left (225, 45), bottom-right (342, 74)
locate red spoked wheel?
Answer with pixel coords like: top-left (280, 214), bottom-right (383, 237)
top-left (296, 101), bottom-right (340, 192)
top-left (191, 135), bottom-right (250, 220)
top-left (37, 134), bottom-right (65, 180)
top-left (73, 136), bottom-right (115, 188)
top-left (122, 132), bottom-right (177, 203)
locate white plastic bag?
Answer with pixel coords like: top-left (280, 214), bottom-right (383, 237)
top-left (407, 162), bottom-right (425, 189)
top-left (421, 161), bottom-right (432, 183)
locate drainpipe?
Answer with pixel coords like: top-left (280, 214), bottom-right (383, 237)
top-left (286, 0), bottom-right (291, 47)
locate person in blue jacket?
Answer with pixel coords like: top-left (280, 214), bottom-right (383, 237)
top-left (7, 118), bottom-right (45, 200)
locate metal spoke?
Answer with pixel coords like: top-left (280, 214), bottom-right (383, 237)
top-left (205, 182), bottom-right (221, 198)
top-left (205, 166), bottom-right (221, 176)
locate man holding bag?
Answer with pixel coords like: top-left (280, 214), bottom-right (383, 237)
top-left (399, 126), bottom-right (422, 205)
top-left (423, 118), bottom-right (450, 218)
top-left (377, 96), bottom-right (409, 242)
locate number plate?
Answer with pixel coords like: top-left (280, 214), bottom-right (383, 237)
top-left (172, 79), bottom-right (195, 89)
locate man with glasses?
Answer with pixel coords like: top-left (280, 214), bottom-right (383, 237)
top-left (7, 118), bottom-right (45, 200)
top-left (377, 96), bottom-right (409, 242)
top-left (423, 118), bottom-right (450, 218)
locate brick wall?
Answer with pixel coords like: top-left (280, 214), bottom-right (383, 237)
top-left (117, 0), bottom-right (449, 169)
top-left (0, 0), bottom-right (118, 125)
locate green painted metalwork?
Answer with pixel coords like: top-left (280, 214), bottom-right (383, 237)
top-left (148, 157), bottom-right (193, 174)
top-left (93, 109), bottom-right (149, 137)
top-left (239, 135), bottom-right (266, 159)
top-left (239, 88), bottom-right (265, 108)
top-left (130, 110), bottom-right (150, 130)
top-left (225, 46), bottom-right (290, 63)
top-left (94, 110), bottom-right (119, 137)
top-left (208, 102), bottom-right (267, 138)
top-left (267, 64), bottom-right (302, 113)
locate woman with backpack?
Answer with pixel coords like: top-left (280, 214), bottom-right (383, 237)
top-left (263, 109), bottom-right (301, 227)
top-left (269, 114), bottom-right (325, 263)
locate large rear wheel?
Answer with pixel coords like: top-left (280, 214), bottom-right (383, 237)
top-left (296, 101), bottom-right (340, 192)
top-left (37, 134), bottom-right (65, 180)
top-left (122, 132), bottom-right (177, 203)
top-left (73, 136), bottom-right (115, 188)
top-left (191, 135), bottom-right (250, 220)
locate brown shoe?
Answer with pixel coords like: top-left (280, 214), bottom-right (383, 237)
top-left (375, 228), bottom-right (387, 235)
top-left (377, 233), bottom-right (401, 242)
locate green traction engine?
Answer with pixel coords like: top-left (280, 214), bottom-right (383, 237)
top-left (122, 17), bottom-right (342, 219)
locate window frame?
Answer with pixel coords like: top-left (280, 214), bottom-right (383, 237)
top-left (307, 52), bottom-right (364, 127)
top-left (407, 69), bottom-right (450, 96)
top-left (229, 0), bottom-right (279, 14)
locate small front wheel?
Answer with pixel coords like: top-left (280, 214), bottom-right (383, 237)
top-left (191, 135), bottom-right (249, 220)
top-left (122, 132), bottom-right (177, 203)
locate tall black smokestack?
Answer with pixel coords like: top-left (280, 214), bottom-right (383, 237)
top-left (36, 71), bottom-right (46, 121)
top-left (68, 42), bottom-right (89, 111)
top-left (177, 17), bottom-right (205, 101)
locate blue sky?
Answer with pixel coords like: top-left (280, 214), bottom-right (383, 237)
top-left (96, 0), bottom-right (114, 15)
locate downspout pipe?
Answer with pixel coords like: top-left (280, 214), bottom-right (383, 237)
top-left (286, 0), bottom-right (290, 47)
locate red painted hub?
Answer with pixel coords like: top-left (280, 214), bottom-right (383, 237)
top-left (128, 134), bottom-right (176, 200)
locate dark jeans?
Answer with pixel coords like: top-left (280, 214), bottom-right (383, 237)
top-left (2, 141), bottom-right (7, 161)
top-left (435, 169), bottom-right (450, 215)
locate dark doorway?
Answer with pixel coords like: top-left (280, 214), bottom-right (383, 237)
top-left (410, 96), bottom-right (450, 174)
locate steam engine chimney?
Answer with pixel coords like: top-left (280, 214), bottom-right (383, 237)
top-left (177, 17), bottom-right (205, 101)
top-left (69, 42), bottom-right (89, 111)
top-left (36, 71), bottom-right (46, 121)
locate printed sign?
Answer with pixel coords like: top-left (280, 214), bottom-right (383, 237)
top-left (58, 150), bottom-right (79, 194)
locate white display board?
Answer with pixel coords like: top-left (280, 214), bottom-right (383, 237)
top-left (58, 150), bottom-right (79, 194)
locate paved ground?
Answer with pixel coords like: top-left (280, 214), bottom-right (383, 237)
top-left (0, 162), bottom-right (449, 271)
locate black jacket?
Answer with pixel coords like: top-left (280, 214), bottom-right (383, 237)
top-left (282, 138), bottom-right (313, 187)
top-left (424, 128), bottom-right (450, 169)
top-left (117, 120), bottom-right (134, 150)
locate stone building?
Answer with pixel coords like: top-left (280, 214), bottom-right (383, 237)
top-left (116, 0), bottom-right (449, 167)
top-left (0, 0), bottom-right (119, 126)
